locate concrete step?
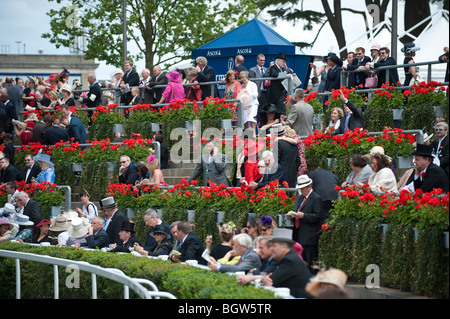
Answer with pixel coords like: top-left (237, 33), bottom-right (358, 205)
top-left (162, 168), bottom-right (196, 177)
top-left (346, 282), bottom-right (430, 299)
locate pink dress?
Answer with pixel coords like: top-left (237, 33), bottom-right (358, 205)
top-left (162, 82), bottom-right (186, 103)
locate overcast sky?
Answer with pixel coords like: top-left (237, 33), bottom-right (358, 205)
top-left (1, 1), bottom-right (447, 80)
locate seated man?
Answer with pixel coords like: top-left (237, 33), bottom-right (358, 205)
top-left (76, 216), bottom-right (109, 249)
top-left (209, 233), bottom-right (261, 274)
top-left (404, 143), bottom-right (449, 193)
top-left (109, 221), bottom-right (142, 253)
top-left (118, 155), bottom-right (138, 185)
top-left (169, 221), bottom-right (205, 265)
top-left (262, 228), bottom-right (312, 298)
top-left (249, 151), bottom-right (287, 190)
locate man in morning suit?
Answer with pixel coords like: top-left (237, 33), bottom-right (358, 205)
top-left (249, 150), bottom-right (287, 190)
top-left (169, 221), bottom-right (205, 265)
top-left (290, 175), bottom-right (324, 274)
top-left (59, 114), bottom-right (88, 144)
top-left (22, 154), bottom-right (41, 184)
top-left (119, 60), bottom-right (140, 105)
top-left (263, 52), bottom-right (294, 115)
top-left (195, 56), bottom-right (219, 100)
top-left (272, 123), bottom-right (300, 188)
top-left (404, 143), bottom-right (449, 193)
top-left (334, 91), bottom-right (364, 135)
top-left (44, 119), bottom-right (70, 145)
top-left (0, 156), bottom-right (24, 184)
top-left (262, 228), bottom-right (312, 298)
top-left (145, 65), bottom-right (168, 104)
top-left (110, 221), bottom-right (142, 253)
top-left (431, 122), bottom-right (449, 177)
top-left (209, 233), bottom-right (261, 273)
top-left (248, 54), bottom-right (268, 116)
top-left (78, 73), bottom-right (102, 108)
top-left (188, 139), bottom-right (230, 187)
top-left (100, 196), bottom-right (128, 246)
top-left (77, 216), bottom-right (109, 249)
top-left (16, 191), bottom-right (42, 231)
top-left (344, 47), bottom-right (372, 88)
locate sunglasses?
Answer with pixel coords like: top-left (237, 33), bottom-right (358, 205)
top-left (435, 128), bottom-right (445, 131)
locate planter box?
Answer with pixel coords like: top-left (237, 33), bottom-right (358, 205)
top-left (444, 231), bottom-right (449, 249)
top-left (187, 209), bottom-right (195, 223)
top-left (113, 124), bottom-right (125, 138)
top-left (71, 163), bottom-right (82, 173)
top-left (392, 109), bottom-right (403, 120)
top-left (381, 223), bottom-right (389, 236)
top-left (126, 208), bottom-right (134, 219)
top-left (51, 206), bottom-right (63, 218)
top-left (397, 156), bottom-right (413, 169)
top-left (185, 121), bottom-right (194, 131)
top-left (278, 214), bottom-right (293, 228)
top-left (221, 119), bottom-right (232, 130)
top-left (216, 211), bottom-right (225, 223)
top-left (433, 106), bottom-right (444, 117)
top-left (151, 123), bottom-right (161, 132)
top-left (156, 209), bottom-right (163, 219)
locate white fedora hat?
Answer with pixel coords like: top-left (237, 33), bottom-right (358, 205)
top-left (296, 175), bottom-right (312, 189)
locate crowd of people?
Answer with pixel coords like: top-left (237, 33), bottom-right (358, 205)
top-left (0, 41), bottom-right (449, 299)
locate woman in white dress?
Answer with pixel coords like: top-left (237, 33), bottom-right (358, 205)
top-left (238, 71), bottom-right (259, 136)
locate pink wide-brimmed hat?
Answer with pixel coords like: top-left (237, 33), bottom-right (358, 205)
top-left (166, 70), bottom-right (182, 83)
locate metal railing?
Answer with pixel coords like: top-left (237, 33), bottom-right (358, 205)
top-left (0, 248), bottom-right (177, 299)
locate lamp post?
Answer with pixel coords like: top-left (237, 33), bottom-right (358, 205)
top-left (122, 0), bottom-right (127, 69)
top-left (391, 0), bottom-right (398, 61)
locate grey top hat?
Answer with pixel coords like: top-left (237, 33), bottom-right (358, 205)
top-left (270, 228), bottom-right (295, 245)
top-left (100, 196), bottom-right (117, 210)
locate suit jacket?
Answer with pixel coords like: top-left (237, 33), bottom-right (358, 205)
top-left (1, 164), bottom-right (24, 183)
top-left (68, 115), bottom-right (88, 143)
top-left (257, 164), bottom-right (287, 189)
top-left (6, 85), bottom-right (21, 117)
top-left (264, 64), bottom-right (290, 114)
top-left (432, 135), bottom-right (449, 176)
top-left (374, 56), bottom-right (400, 86)
top-left (177, 232), bottom-right (206, 265)
top-left (118, 163), bottom-right (139, 185)
top-left (248, 65), bottom-right (268, 95)
top-left (1, 100), bottom-right (18, 135)
top-left (0, 107), bottom-right (7, 135)
top-left (83, 228), bottom-right (109, 249)
top-left (285, 100), bottom-right (314, 137)
top-left (270, 250), bottom-right (312, 298)
top-left (23, 199), bottom-right (42, 229)
top-left (334, 100), bottom-right (364, 134)
top-left (146, 74), bottom-right (168, 103)
top-left (324, 65), bottom-right (343, 92)
top-left (106, 209), bottom-right (128, 246)
top-left (197, 65), bottom-right (219, 100)
top-left (346, 56), bottom-right (371, 87)
top-left (22, 162), bottom-right (41, 184)
top-left (293, 190), bottom-right (324, 245)
top-left (44, 125), bottom-right (70, 145)
top-left (111, 235), bottom-right (142, 253)
top-left (120, 70), bottom-right (140, 105)
top-left (406, 163), bottom-right (449, 193)
top-left (188, 153), bottom-right (230, 186)
top-left (81, 82), bottom-right (102, 108)
top-left (274, 140), bottom-right (300, 188)
top-left (308, 168), bottom-right (340, 201)
top-left (218, 248), bottom-right (261, 274)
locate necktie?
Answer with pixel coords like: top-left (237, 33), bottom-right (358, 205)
top-left (295, 197), bottom-right (307, 228)
top-left (344, 114), bottom-right (351, 132)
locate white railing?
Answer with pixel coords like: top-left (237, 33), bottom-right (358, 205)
top-left (0, 248), bottom-right (177, 299)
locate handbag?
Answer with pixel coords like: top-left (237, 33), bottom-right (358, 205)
top-left (365, 72), bottom-right (378, 88)
top-left (413, 72), bottom-right (424, 85)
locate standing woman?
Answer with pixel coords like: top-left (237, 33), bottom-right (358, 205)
top-left (401, 42), bottom-right (421, 86)
top-left (238, 71), bottom-right (259, 134)
top-left (158, 70), bottom-right (185, 104)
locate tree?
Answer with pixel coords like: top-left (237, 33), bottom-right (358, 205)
top-left (42, 0), bottom-right (258, 70)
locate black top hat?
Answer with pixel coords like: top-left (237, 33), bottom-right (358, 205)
top-left (120, 221), bottom-right (135, 233)
top-left (276, 53), bottom-right (288, 61)
top-left (413, 143), bottom-right (434, 158)
top-left (327, 53), bottom-right (343, 67)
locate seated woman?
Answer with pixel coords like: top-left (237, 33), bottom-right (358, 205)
top-left (33, 219), bottom-right (53, 244)
top-left (134, 163), bottom-right (151, 191)
top-left (33, 153), bottom-right (55, 184)
top-left (325, 107), bottom-right (344, 135)
top-left (258, 104), bottom-right (281, 133)
top-left (356, 154), bottom-right (398, 193)
top-left (342, 153), bottom-right (373, 188)
top-left (135, 224), bottom-right (172, 257)
top-left (140, 155), bottom-right (166, 188)
top-left (205, 223), bottom-right (234, 260)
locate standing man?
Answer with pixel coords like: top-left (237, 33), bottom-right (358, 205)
top-left (344, 47), bottom-right (371, 88)
top-left (282, 88), bottom-right (314, 137)
top-left (432, 121), bottom-right (449, 177)
top-left (100, 196), bottom-right (128, 246)
top-left (234, 55), bottom-right (247, 78)
top-left (146, 65), bottom-right (168, 104)
top-left (3, 77), bottom-right (21, 119)
top-left (195, 56), bottom-right (219, 100)
top-left (263, 53), bottom-right (293, 116)
top-left (119, 60), bottom-right (140, 105)
top-left (366, 47), bottom-right (400, 87)
top-left (59, 114), bottom-right (88, 144)
top-left (249, 54), bottom-right (268, 117)
top-left (139, 68), bottom-right (152, 103)
top-left (78, 73), bottom-right (101, 108)
top-left (272, 123), bottom-right (300, 188)
top-left (188, 139), bottom-right (230, 186)
top-left (290, 175), bottom-right (324, 274)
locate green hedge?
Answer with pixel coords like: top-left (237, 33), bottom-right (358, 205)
top-left (318, 217), bottom-right (449, 298)
top-left (0, 242), bottom-right (276, 299)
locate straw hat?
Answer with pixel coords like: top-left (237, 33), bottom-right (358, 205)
top-left (49, 215), bottom-right (71, 232)
top-left (24, 113), bottom-right (39, 122)
top-left (16, 214), bottom-right (34, 226)
top-left (364, 146), bottom-right (392, 162)
top-left (67, 217), bottom-right (89, 238)
top-left (61, 83), bottom-right (72, 94)
top-left (306, 268), bottom-right (348, 296)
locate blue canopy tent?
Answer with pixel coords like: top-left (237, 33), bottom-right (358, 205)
top-left (191, 18), bottom-right (314, 96)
